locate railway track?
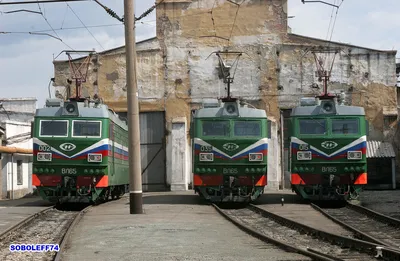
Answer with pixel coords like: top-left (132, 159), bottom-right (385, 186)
top-left (312, 202), bottom-right (400, 251)
top-left (0, 205), bottom-right (91, 261)
top-left (213, 203), bottom-right (400, 261)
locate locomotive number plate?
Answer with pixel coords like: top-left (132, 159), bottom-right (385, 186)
top-left (61, 168), bottom-right (77, 175)
top-left (223, 168), bottom-right (238, 174)
top-left (298, 144), bottom-right (309, 151)
top-left (38, 145), bottom-right (51, 152)
top-left (322, 167), bottom-right (337, 173)
top-left (200, 145), bottom-right (213, 152)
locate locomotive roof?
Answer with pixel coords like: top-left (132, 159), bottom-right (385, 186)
top-left (291, 104), bottom-right (365, 116)
top-left (35, 101), bottom-right (128, 130)
top-left (194, 106), bottom-right (267, 118)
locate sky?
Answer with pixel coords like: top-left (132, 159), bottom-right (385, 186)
top-left (0, 0), bottom-right (399, 108)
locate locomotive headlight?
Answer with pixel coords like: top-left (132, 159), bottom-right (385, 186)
top-left (37, 152), bottom-right (52, 162)
top-left (249, 153), bottom-right (263, 162)
top-left (297, 151), bottom-right (312, 161)
top-left (347, 151), bottom-right (362, 160)
top-left (199, 153), bottom-right (213, 162)
top-left (88, 153), bottom-right (102, 162)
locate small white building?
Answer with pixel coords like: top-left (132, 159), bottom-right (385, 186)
top-left (0, 98), bottom-right (36, 199)
top-left (1, 121), bottom-right (33, 199)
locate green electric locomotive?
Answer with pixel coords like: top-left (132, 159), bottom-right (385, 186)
top-left (289, 94), bottom-right (368, 201)
top-left (191, 98), bottom-right (269, 203)
top-left (32, 97), bottom-right (129, 204)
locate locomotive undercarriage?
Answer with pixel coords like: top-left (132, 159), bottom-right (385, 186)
top-left (292, 184), bottom-right (363, 201)
top-left (292, 173), bottom-right (363, 201)
top-left (195, 175), bottom-right (264, 203)
top-left (36, 175), bottom-right (127, 204)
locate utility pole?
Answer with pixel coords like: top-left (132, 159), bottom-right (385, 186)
top-left (124, 0), bottom-right (143, 214)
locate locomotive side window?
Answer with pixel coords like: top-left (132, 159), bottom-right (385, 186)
top-left (332, 119), bottom-right (359, 134)
top-left (202, 121), bottom-right (229, 136)
top-left (299, 119), bottom-right (326, 135)
top-left (72, 120), bottom-right (102, 138)
top-left (234, 121), bottom-right (261, 137)
top-left (39, 120), bottom-right (68, 137)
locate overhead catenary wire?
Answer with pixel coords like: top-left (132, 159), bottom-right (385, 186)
top-left (327, 0), bottom-right (343, 44)
top-left (60, 4), bottom-right (69, 29)
top-left (0, 20), bottom-right (154, 34)
top-left (35, 1), bottom-right (77, 52)
top-left (65, 2), bottom-right (105, 51)
top-left (93, 0), bottom-right (164, 23)
top-left (227, 0), bottom-right (245, 46)
top-left (325, 0), bottom-right (335, 41)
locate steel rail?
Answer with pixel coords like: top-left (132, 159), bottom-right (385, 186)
top-left (212, 203), bottom-right (339, 261)
top-left (311, 202), bottom-right (400, 252)
top-left (0, 205), bottom-right (55, 240)
top-left (53, 205), bottom-right (92, 261)
top-left (248, 203), bottom-right (400, 261)
top-left (346, 202), bottom-right (400, 227)
top-left (54, 197), bottom-right (123, 260)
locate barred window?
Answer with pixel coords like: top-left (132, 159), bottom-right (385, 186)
top-left (332, 119), bottom-right (359, 134)
top-left (17, 160), bottom-right (23, 185)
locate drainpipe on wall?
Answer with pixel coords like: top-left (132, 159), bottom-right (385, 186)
top-left (11, 153), bottom-right (13, 200)
top-left (280, 111), bottom-right (285, 189)
top-left (0, 155), bottom-right (2, 199)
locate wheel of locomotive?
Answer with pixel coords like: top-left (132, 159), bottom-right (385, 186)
top-left (111, 187), bottom-right (116, 200)
top-left (115, 186), bottom-right (122, 199)
top-left (104, 188), bottom-right (110, 202)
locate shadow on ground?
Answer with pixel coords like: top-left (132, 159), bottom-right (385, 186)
top-left (125, 194), bottom-right (210, 205)
top-left (0, 197), bottom-right (53, 207)
top-left (253, 193), bottom-right (310, 205)
top-left (125, 191), bottom-right (311, 206)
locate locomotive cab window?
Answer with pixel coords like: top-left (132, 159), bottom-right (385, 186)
top-left (72, 120), bottom-right (102, 138)
top-left (39, 120), bottom-right (68, 137)
top-left (234, 121), bottom-right (261, 137)
top-left (332, 119), bottom-right (359, 135)
top-left (201, 121), bottom-right (229, 137)
top-left (299, 119), bottom-right (327, 135)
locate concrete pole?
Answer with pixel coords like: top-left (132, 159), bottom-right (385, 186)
top-left (124, 0), bottom-right (143, 214)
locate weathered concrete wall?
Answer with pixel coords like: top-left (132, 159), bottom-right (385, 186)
top-left (156, 0), bottom-right (288, 119)
top-left (52, 0), bottom-right (398, 189)
top-left (53, 38), bottom-right (165, 112)
top-left (279, 38), bottom-right (398, 142)
top-left (0, 98), bottom-right (36, 123)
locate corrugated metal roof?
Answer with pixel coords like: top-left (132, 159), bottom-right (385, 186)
top-left (367, 141), bottom-right (396, 158)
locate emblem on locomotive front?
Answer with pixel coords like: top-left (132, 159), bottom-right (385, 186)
top-left (223, 143), bottom-right (239, 152)
top-left (59, 143), bottom-right (76, 151)
top-left (321, 141), bottom-right (338, 150)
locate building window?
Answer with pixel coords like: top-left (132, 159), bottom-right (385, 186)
top-left (384, 115), bottom-right (397, 129)
top-left (17, 160), bottom-right (23, 185)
